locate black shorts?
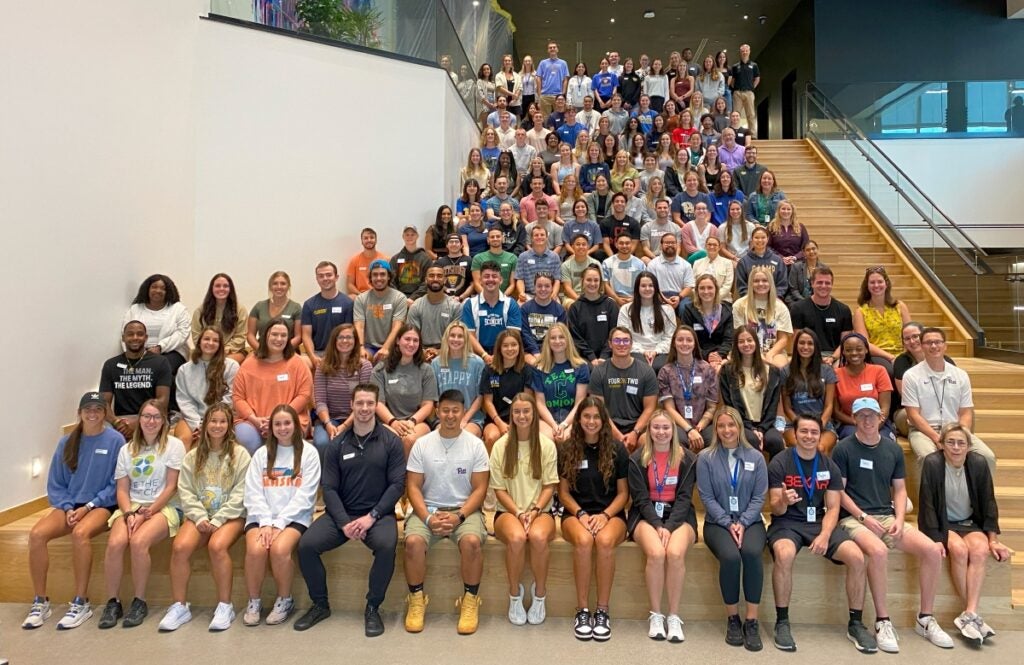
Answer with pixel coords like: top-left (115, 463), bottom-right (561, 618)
top-left (73, 503), bottom-right (117, 513)
top-left (767, 519), bottom-right (851, 564)
top-left (949, 521), bottom-right (984, 538)
top-left (245, 521), bottom-right (307, 535)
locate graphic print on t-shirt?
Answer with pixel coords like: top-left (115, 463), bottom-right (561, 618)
top-left (264, 466), bottom-right (302, 488)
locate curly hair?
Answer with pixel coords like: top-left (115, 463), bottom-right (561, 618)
top-left (559, 397), bottom-right (616, 491)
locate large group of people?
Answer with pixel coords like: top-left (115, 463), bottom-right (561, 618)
top-left (22, 40), bottom-right (1010, 654)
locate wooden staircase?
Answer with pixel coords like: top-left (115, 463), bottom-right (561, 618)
top-left (758, 139), bottom-right (1024, 616)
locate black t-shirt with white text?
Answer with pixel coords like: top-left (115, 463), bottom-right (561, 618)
top-left (768, 450), bottom-right (843, 524)
top-left (99, 353), bottom-right (173, 416)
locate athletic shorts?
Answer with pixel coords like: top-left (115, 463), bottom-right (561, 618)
top-left (767, 519), bottom-right (851, 564)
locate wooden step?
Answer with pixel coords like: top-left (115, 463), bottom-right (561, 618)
top-left (0, 511), bottom-right (1015, 627)
top-left (976, 409), bottom-right (1024, 432)
top-left (995, 459), bottom-right (1024, 485)
top-left (996, 487), bottom-right (1024, 514)
top-left (973, 433), bottom-right (1022, 458)
top-left (974, 388), bottom-right (1024, 411)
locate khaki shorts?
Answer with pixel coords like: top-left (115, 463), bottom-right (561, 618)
top-left (404, 510), bottom-right (487, 550)
top-left (109, 502), bottom-right (182, 538)
top-left (839, 514), bottom-right (911, 550)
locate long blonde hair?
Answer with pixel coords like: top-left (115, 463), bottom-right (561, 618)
top-left (438, 320), bottom-right (471, 368)
top-left (708, 406), bottom-right (755, 451)
top-left (129, 399), bottom-right (170, 456)
top-left (537, 323), bottom-right (585, 373)
top-left (767, 200), bottom-right (802, 235)
top-left (500, 392), bottom-right (544, 480)
top-left (736, 265), bottom-right (780, 324)
top-left (639, 409), bottom-right (683, 468)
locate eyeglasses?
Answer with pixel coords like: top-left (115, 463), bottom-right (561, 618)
top-left (902, 333), bottom-right (921, 342)
top-left (139, 413), bottom-right (163, 422)
top-left (922, 339), bottom-right (945, 346)
top-left (943, 439), bottom-right (970, 449)
top-left (610, 338), bottom-right (632, 346)
top-left (337, 336), bottom-right (355, 342)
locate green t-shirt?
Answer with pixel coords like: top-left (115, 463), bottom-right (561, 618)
top-left (471, 250), bottom-right (518, 292)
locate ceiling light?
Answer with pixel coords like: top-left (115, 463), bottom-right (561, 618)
top-left (610, 18), bottom-right (616, 23)
top-left (643, 10), bottom-right (655, 19)
top-left (925, 89), bottom-right (948, 94)
top-left (743, 15), bottom-right (749, 20)
top-left (472, 0), bottom-right (479, 5)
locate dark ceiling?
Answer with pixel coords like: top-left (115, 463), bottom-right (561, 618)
top-left (499, 0), bottom-right (801, 70)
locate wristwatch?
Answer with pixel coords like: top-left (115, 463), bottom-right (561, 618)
top-left (456, 512), bottom-right (467, 524)
top-left (369, 508), bottom-right (381, 521)
top-left (85, 502), bottom-right (96, 511)
top-left (858, 512), bottom-right (867, 523)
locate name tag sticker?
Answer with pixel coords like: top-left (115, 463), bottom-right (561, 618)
top-left (396, 258), bottom-right (406, 263)
top-left (860, 383), bottom-right (873, 391)
top-left (579, 459), bottom-right (589, 469)
top-left (331, 307), bottom-right (343, 314)
top-left (626, 385), bottom-right (639, 395)
top-left (116, 363), bottom-right (127, 369)
top-left (96, 449), bottom-right (108, 455)
top-left (282, 314), bottom-right (291, 319)
top-left (693, 323), bottom-right (704, 331)
top-left (597, 314), bottom-right (607, 322)
top-left (276, 373), bottom-right (289, 382)
top-left (383, 304), bottom-right (393, 310)
top-left (693, 376), bottom-right (703, 384)
top-left (441, 312), bottom-right (450, 318)
top-left (342, 452), bottom-right (356, 460)
top-left (744, 461), bottom-right (755, 471)
top-left (816, 471), bottom-right (831, 481)
top-left (825, 317), bottom-right (836, 323)
top-left (665, 475), bottom-right (678, 486)
top-left (860, 459), bottom-right (874, 470)
top-left (503, 396), bottom-right (513, 404)
top-left (565, 368), bottom-right (575, 374)
top-left (388, 378), bottom-right (400, 384)
top-left (528, 259), bottom-right (536, 264)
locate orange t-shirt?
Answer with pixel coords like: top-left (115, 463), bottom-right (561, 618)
top-left (347, 251), bottom-right (388, 294)
top-left (835, 364), bottom-right (892, 419)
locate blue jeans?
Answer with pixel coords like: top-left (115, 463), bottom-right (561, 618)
top-left (313, 418), bottom-right (344, 450)
top-left (234, 422), bottom-right (264, 455)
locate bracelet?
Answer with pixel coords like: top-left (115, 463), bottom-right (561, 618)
top-left (529, 506), bottom-right (541, 513)
top-left (575, 509), bottom-right (588, 519)
top-left (388, 417), bottom-right (397, 426)
top-left (600, 511), bottom-right (612, 520)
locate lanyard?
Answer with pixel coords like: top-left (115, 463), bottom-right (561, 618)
top-left (792, 447), bottom-right (820, 504)
top-left (651, 456), bottom-right (671, 495)
top-left (727, 450), bottom-right (740, 493)
top-left (929, 374), bottom-right (948, 421)
top-left (674, 361), bottom-right (697, 401)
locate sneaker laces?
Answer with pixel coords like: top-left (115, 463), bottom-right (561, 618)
top-left (879, 620), bottom-right (899, 641)
top-left (28, 601), bottom-right (47, 616)
top-left (246, 599), bottom-right (260, 614)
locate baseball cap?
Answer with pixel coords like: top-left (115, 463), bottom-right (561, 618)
top-left (79, 391), bottom-right (105, 409)
top-left (852, 397), bottom-right (882, 415)
top-left (369, 259), bottom-right (392, 273)
top-left (446, 233), bottom-right (462, 243)
top-left (402, 226), bottom-right (418, 234)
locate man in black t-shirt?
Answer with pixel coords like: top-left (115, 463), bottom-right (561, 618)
top-left (789, 267), bottom-right (853, 363)
top-left (767, 414), bottom-right (874, 653)
top-left (598, 193), bottom-right (641, 259)
top-left (832, 398), bottom-right (953, 653)
top-left (99, 320), bottom-right (172, 438)
top-left (588, 327), bottom-right (657, 451)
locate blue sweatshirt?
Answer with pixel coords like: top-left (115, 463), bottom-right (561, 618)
top-left (47, 427), bottom-right (126, 510)
top-left (520, 299), bottom-right (567, 354)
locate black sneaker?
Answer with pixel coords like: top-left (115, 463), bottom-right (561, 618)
top-left (847, 620), bottom-right (879, 653)
top-left (122, 598), bottom-right (148, 628)
top-left (592, 609), bottom-right (611, 641)
top-left (726, 615), bottom-right (744, 646)
top-left (293, 604), bottom-right (331, 631)
top-left (573, 608), bottom-right (593, 640)
top-left (774, 620), bottom-right (796, 651)
top-left (744, 619), bottom-right (764, 652)
top-left (364, 605), bottom-right (384, 637)
top-left (98, 599), bottom-right (123, 630)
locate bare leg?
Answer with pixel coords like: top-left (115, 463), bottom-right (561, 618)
top-left (403, 536), bottom-right (428, 586)
top-left (962, 532), bottom-right (990, 614)
top-left (169, 521), bottom-right (206, 604)
top-left (562, 517), bottom-right (594, 608)
top-left (267, 528), bottom-right (302, 598)
top-left (945, 531), bottom-right (969, 604)
top-left (594, 519), bottom-right (626, 609)
top-left (127, 514), bottom-right (170, 599)
top-left (833, 541), bottom-right (867, 611)
top-left (208, 520), bottom-right (244, 603)
top-left (633, 522), bottom-right (667, 613)
top-left (527, 514), bottom-right (555, 597)
top-left (770, 538), bottom-right (797, 608)
top-left (853, 530), bottom-right (889, 616)
top-left (459, 535), bottom-right (484, 586)
top-left (244, 529), bottom-right (268, 597)
top-left (494, 514), bottom-right (527, 595)
top-left (28, 510), bottom-right (71, 597)
top-left (896, 528), bottom-right (942, 615)
top-left (104, 518), bottom-right (130, 599)
top-left (70, 509), bottom-right (112, 599)
top-left (664, 524), bottom-right (695, 615)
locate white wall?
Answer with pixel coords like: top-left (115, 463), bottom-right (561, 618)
top-left (0, 0), bottom-right (204, 509)
top-left (0, 4), bottom-right (478, 510)
top-left (878, 139), bottom-right (1024, 248)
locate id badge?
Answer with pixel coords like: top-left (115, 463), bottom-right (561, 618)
top-left (654, 501), bottom-right (665, 518)
top-left (806, 507), bottom-right (816, 523)
top-left (684, 405), bottom-right (694, 419)
top-left (728, 495), bottom-right (739, 512)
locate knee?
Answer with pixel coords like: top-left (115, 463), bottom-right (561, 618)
top-left (129, 537), bottom-right (151, 556)
top-left (460, 535), bottom-right (482, 555)
top-left (772, 544), bottom-right (796, 568)
top-left (506, 531), bottom-right (527, 552)
top-left (968, 542), bottom-right (989, 564)
top-left (865, 543), bottom-right (888, 565)
top-left (269, 541), bottom-right (293, 561)
top-left (70, 526), bottom-right (94, 547)
top-left (573, 537), bottom-right (594, 555)
top-left (947, 539), bottom-right (968, 564)
top-left (404, 536), bottom-right (427, 557)
top-left (646, 547), bottom-right (666, 565)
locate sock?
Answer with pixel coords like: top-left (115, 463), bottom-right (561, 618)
top-left (849, 609), bottom-right (863, 624)
top-left (729, 613), bottom-right (741, 622)
top-left (776, 606), bottom-right (789, 622)
top-left (408, 583), bottom-right (424, 594)
top-left (876, 616), bottom-right (890, 623)
top-left (464, 583), bottom-right (480, 595)
top-left (918, 613), bottom-right (932, 621)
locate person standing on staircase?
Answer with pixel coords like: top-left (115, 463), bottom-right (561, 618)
top-left (728, 44), bottom-right (760, 137)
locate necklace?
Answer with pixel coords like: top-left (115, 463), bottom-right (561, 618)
top-left (352, 430), bottom-right (372, 450)
top-left (440, 434), bottom-right (460, 454)
top-left (125, 350), bottom-right (148, 371)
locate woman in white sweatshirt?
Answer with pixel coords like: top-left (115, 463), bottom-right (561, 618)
top-left (122, 274), bottom-right (191, 409)
top-left (242, 404), bottom-right (320, 627)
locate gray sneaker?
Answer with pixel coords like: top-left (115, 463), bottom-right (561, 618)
top-left (265, 596), bottom-right (294, 625)
top-left (774, 620), bottom-right (796, 651)
top-left (847, 620), bottom-right (878, 653)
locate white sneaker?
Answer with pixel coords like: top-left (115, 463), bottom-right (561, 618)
top-left (265, 596), bottom-right (294, 625)
top-left (209, 602), bottom-right (236, 631)
top-left (56, 598), bottom-right (93, 630)
top-left (915, 616), bottom-right (954, 649)
top-left (975, 614), bottom-right (995, 639)
top-left (158, 602), bottom-right (192, 632)
top-left (243, 598), bottom-right (262, 626)
top-left (526, 582), bottom-right (546, 625)
top-left (21, 598), bottom-right (51, 629)
top-left (648, 612), bottom-right (667, 640)
top-left (508, 585), bottom-right (527, 625)
top-left (875, 619), bottom-right (900, 653)
top-left (666, 614), bottom-right (685, 643)
top-left (953, 612), bottom-right (983, 644)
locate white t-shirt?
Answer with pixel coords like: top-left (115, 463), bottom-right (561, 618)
top-left (407, 430), bottom-right (489, 508)
top-left (901, 361), bottom-right (973, 429)
top-left (114, 436), bottom-right (186, 506)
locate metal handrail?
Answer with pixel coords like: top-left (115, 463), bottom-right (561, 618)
top-left (806, 82), bottom-right (987, 258)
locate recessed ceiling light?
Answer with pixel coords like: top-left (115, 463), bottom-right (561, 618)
top-left (472, 0), bottom-right (479, 6)
top-left (743, 15), bottom-right (749, 20)
top-left (643, 10), bottom-right (655, 19)
top-left (610, 18), bottom-right (616, 23)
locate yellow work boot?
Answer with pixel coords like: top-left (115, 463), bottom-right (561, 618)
top-left (456, 591), bottom-right (481, 635)
top-left (404, 591), bottom-right (428, 633)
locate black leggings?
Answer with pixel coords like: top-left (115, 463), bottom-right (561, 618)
top-left (297, 514), bottom-right (398, 608)
top-left (703, 520), bottom-right (766, 606)
top-left (746, 427), bottom-right (784, 459)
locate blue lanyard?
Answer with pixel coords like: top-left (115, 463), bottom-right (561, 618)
top-left (674, 362), bottom-right (697, 401)
top-left (792, 447), bottom-right (820, 504)
top-left (728, 450), bottom-right (740, 493)
top-left (651, 457), bottom-right (671, 495)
